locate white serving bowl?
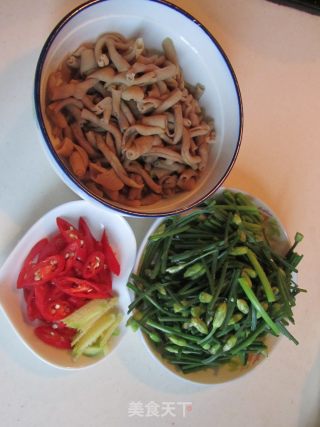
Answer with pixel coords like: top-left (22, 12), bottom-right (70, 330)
top-left (34, 0), bottom-right (243, 217)
top-left (131, 188), bottom-right (291, 384)
top-left (0, 200), bottom-right (136, 369)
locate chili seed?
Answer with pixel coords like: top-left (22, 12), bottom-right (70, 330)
top-left (34, 271), bottom-right (42, 281)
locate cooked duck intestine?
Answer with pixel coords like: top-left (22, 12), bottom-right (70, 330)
top-left (46, 32), bottom-right (215, 206)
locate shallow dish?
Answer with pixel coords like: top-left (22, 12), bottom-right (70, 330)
top-left (34, 0), bottom-right (242, 217)
top-left (0, 200), bottom-right (136, 369)
top-left (131, 188), bottom-right (291, 384)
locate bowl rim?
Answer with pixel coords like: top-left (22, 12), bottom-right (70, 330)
top-left (34, 0), bottom-right (243, 218)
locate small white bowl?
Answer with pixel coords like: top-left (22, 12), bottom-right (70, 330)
top-left (34, 0), bottom-right (242, 217)
top-left (132, 188), bottom-right (290, 384)
top-left (0, 200), bottom-right (136, 369)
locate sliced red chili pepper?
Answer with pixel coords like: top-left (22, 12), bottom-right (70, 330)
top-left (56, 217), bottom-right (83, 243)
top-left (20, 254), bottom-right (65, 288)
top-left (72, 259), bottom-right (85, 277)
top-left (46, 283), bottom-right (65, 301)
top-left (34, 325), bottom-right (73, 349)
top-left (38, 233), bottom-right (67, 262)
top-left (61, 243), bottom-right (77, 272)
top-left (96, 265), bottom-right (112, 293)
top-left (23, 288), bottom-right (42, 322)
top-left (61, 241), bottom-right (87, 272)
top-left (34, 283), bottom-right (77, 322)
top-left (47, 324), bottom-right (77, 340)
top-left (53, 233), bottom-right (68, 252)
top-left (78, 217), bottom-right (97, 254)
top-left (17, 238), bottom-right (49, 288)
top-left (42, 299), bottom-right (74, 322)
top-left (53, 276), bottom-right (112, 299)
top-left (34, 283), bottom-right (49, 316)
top-left (57, 326), bottom-right (77, 340)
top-left (67, 296), bottom-right (89, 309)
top-left (94, 239), bottom-right (103, 252)
top-left (101, 231), bottom-right (120, 276)
top-left (82, 251), bottom-right (105, 279)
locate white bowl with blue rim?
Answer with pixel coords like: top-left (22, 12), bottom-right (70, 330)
top-left (34, 0), bottom-right (243, 217)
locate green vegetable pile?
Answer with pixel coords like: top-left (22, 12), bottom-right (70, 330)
top-left (127, 190), bottom-right (305, 374)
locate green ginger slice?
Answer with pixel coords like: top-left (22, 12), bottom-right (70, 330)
top-left (83, 313), bottom-right (123, 357)
top-left (71, 306), bottom-right (119, 347)
top-left (83, 345), bottom-right (104, 357)
top-left (99, 313), bottom-right (123, 354)
top-left (63, 298), bottom-right (118, 331)
top-left (72, 312), bottom-right (116, 359)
